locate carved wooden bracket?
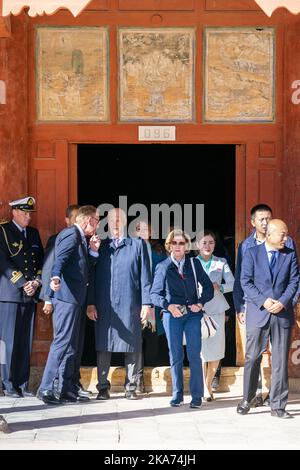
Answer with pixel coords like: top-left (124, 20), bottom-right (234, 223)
top-left (0, 0), bottom-right (92, 17)
top-left (255, 0), bottom-right (300, 16)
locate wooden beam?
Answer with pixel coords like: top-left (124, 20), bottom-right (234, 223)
top-left (0, 15), bottom-right (11, 37)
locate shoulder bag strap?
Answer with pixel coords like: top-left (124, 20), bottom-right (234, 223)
top-left (190, 257), bottom-right (200, 300)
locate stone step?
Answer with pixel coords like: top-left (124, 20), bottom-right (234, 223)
top-left (25, 365), bottom-right (298, 394)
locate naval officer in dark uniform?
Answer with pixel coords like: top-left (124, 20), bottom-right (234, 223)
top-left (0, 197), bottom-right (43, 397)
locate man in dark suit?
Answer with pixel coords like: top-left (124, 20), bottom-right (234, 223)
top-left (40, 204), bottom-right (80, 314)
top-left (233, 203), bottom-right (298, 406)
top-left (0, 197), bottom-right (43, 397)
top-left (38, 205), bottom-right (100, 405)
top-left (237, 219), bottom-right (299, 419)
top-left (39, 204), bottom-right (90, 398)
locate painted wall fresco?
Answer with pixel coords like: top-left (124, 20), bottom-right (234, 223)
top-left (119, 28), bottom-right (195, 122)
top-left (36, 27), bottom-right (109, 121)
top-left (204, 27), bottom-right (275, 122)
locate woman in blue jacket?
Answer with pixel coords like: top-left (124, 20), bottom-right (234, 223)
top-left (151, 229), bottom-right (214, 408)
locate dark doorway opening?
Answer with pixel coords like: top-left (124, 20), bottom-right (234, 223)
top-left (77, 144), bottom-right (236, 367)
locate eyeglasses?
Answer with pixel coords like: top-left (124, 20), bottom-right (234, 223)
top-left (171, 241), bottom-right (186, 246)
top-left (90, 216), bottom-right (100, 224)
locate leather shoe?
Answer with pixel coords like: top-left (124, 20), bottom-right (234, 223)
top-left (170, 398), bottom-right (183, 407)
top-left (253, 395), bottom-right (264, 407)
top-left (204, 393), bottom-right (215, 402)
top-left (136, 378), bottom-right (146, 394)
top-left (124, 391), bottom-right (139, 400)
top-left (263, 393), bottom-right (270, 406)
top-left (60, 391), bottom-right (89, 403)
top-left (3, 389), bottom-right (22, 398)
top-left (271, 409), bottom-right (293, 419)
top-left (96, 389), bottom-right (110, 400)
top-left (211, 376), bottom-right (220, 392)
top-left (75, 383), bottom-right (93, 396)
top-left (190, 400), bottom-right (202, 409)
top-left (77, 388), bottom-right (92, 399)
top-left (37, 390), bottom-right (61, 405)
top-left (19, 388), bottom-right (35, 398)
top-left (236, 399), bottom-right (251, 415)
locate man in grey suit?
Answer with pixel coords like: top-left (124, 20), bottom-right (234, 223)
top-left (237, 220), bottom-right (299, 419)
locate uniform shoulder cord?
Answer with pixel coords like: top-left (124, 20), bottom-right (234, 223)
top-left (0, 224), bottom-right (23, 258)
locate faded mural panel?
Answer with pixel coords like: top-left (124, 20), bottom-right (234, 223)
top-left (119, 28), bottom-right (195, 122)
top-left (204, 27), bottom-right (275, 122)
top-left (36, 27), bottom-right (109, 121)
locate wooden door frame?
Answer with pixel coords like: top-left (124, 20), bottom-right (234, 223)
top-left (69, 141), bottom-right (247, 243)
top-left (70, 141), bottom-right (248, 367)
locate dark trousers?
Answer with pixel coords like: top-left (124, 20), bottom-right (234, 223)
top-left (0, 301), bottom-right (35, 391)
top-left (72, 304), bottom-right (87, 385)
top-left (97, 351), bottom-right (141, 392)
top-left (40, 299), bottom-right (81, 394)
top-left (243, 314), bottom-right (291, 410)
top-left (53, 303), bottom-right (87, 392)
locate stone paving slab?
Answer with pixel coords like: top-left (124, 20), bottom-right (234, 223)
top-left (0, 391), bottom-right (299, 450)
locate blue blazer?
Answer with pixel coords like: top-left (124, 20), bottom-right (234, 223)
top-left (51, 225), bottom-right (89, 306)
top-left (240, 243), bottom-right (299, 328)
top-left (151, 256), bottom-right (214, 311)
top-left (39, 233), bottom-right (57, 302)
top-left (233, 230), bottom-right (297, 313)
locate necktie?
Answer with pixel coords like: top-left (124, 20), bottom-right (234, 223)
top-left (22, 229), bottom-right (26, 239)
top-left (114, 238), bottom-right (120, 248)
top-left (269, 250), bottom-right (277, 279)
top-left (82, 236), bottom-right (88, 252)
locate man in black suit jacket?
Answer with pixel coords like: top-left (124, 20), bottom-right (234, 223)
top-left (0, 197), bottom-right (43, 397)
top-left (40, 204), bottom-right (80, 312)
top-left (39, 204), bottom-right (91, 398)
top-left (38, 205), bottom-right (100, 405)
top-left (237, 220), bottom-right (299, 419)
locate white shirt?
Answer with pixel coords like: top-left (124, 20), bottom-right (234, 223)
top-left (13, 220), bottom-right (26, 237)
top-left (74, 223), bottom-right (98, 258)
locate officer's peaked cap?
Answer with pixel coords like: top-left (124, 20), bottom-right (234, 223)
top-left (9, 196), bottom-right (36, 212)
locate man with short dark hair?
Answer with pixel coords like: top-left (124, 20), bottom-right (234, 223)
top-left (233, 204), bottom-right (298, 406)
top-left (233, 204), bottom-right (273, 321)
top-left (39, 204), bottom-right (91, 398)
top-left (0, 197), bottom-right (43, 397)
top-left (237, 220), bottom-right (299, 419)
top-left (38, 205), bottom-right (100, 405)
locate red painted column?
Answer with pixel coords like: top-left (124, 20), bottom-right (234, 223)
top-left (284, 18), bottom-right (300, 377)
top-left (0, 14), bottom-right (28, 221)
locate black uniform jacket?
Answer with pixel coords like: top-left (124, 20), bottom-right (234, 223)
top-left (0, 221), bottom-right (44, 303)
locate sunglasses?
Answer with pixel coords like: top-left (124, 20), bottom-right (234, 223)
top-left (171, 241), bottom-right (186, 246)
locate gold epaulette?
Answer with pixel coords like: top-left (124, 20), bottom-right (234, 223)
top-left (0, 220), bottom-right (8, 225)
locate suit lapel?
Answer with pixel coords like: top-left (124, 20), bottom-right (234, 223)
top-left (258, 244), bottom-right (272, 281)
top-left (272, 250), bottom-right (287, 284)
top-left (74, 226), bottom-right (88, 260)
